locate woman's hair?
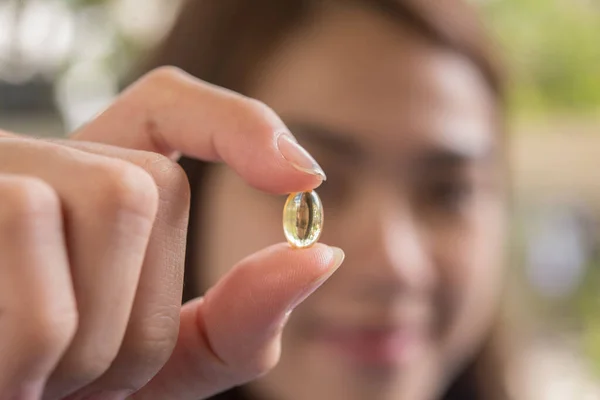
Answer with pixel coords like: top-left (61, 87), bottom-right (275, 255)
top-left (141, 1), bottom-right (509, 399)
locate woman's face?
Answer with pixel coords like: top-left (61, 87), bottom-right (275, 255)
top-left (195, 4), bottom-right (506, 400)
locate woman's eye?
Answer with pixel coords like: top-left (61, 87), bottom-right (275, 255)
top-left (420, 180), bottom-right (475, 214)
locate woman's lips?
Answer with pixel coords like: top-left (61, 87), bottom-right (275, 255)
top-left (315, 326), bottom-right (424, 367)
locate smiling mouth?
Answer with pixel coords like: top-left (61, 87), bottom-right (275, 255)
top-left (312, 324), bottom-right (427, 367)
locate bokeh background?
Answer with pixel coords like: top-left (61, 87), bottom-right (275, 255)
top-left (1, 0), bottom-right (599, 397)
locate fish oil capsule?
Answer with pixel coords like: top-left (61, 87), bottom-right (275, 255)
top-left (283, 190), bottom-right (324, 248)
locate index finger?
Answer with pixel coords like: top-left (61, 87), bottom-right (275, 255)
top-left (72, 67), bottom-right (326, 194)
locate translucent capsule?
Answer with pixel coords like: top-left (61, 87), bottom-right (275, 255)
top-left (283, 190), bottom-right (324, 248)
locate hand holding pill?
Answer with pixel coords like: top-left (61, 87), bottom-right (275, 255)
top-left (0, 68), bottom-right (344, 400)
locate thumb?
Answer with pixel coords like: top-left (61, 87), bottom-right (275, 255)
top-left (132, 243), bottom-right (344, 400)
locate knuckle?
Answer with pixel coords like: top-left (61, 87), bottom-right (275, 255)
top-left (0, 176), bottom-right (59, 214)
top-left (87, 160), bottom-right (159, 220)
top-left (242, 98), bottom-right (277, 121)
top-left (144, 66), bottom-right (187, 88)
top-left (134, 66), bottom-right (191, 109)
top-left (123, 311), bottom-right (180, 372)
top-left (139, 153), bottom-right (190, 201)
top-left (62, 345), bottom-right (120, 385)
top-left (237, 97), bottom-right (282, 136)
top-left (90, 310), bottom-right (180, 391)
top-left (0, 177), bottom-right (60, 224)
top-left (18, 298), bottom-right (79, 361)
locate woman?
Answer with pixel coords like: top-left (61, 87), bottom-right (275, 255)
top-left (0, 0), bottom-right (512, 400)
top-left (150, 0), bottom-right (512, 399)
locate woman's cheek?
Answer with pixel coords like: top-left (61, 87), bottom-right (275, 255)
top-left (435, 205), bottom-right (506, 366)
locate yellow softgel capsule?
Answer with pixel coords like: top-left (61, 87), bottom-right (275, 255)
top-left (283, 190), bottom-right (324, 248)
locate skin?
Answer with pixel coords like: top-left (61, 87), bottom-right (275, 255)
top-left (0, 67), bottom-right (342, 400)
top-left (196, 4), bottom-right (506, 400)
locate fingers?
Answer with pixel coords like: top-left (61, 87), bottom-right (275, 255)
top-left (72, 67), bottom-right (325, 194)
top-left (0, 139), bottom-right (160, 399)
top-left (55, 142), bottom-right (190, 399)
top-left (0, 175), bottom-right (77, 399)
top-left (0, 66), bottom-right (334, 400)
top-left (132, 244), bottom-right (345, 400)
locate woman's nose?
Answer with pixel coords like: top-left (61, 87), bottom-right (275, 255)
top-left (332, 179), bottom-right (437, 295)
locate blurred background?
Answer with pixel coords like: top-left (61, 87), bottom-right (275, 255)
top-left (0, 0), bottom-right (599, 397)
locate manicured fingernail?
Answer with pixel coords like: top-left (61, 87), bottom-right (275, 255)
top-left (287, 246), bottom-right (345, 312)
top-left (329, 246), bottom-right (346, 270)
top-left (276, 133), bottom-right (326, 181)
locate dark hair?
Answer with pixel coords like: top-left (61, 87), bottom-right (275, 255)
top-left (142, 1), bottom-right (509, 399)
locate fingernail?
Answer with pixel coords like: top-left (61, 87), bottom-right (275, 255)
top-left (287, 246), bottom-right (345, 312)
top-left (276, 133), bottom-right (326, 181)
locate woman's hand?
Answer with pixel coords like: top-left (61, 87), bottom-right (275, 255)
top-left (0, 67), bottom-right (344, 400)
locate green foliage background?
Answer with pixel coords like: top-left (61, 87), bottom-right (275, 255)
top-left (64, 0), bottom-right (600, 116)
top-left (482, 0), bottom-right (600, 116)
top-left (482, 0), bottom-right (600, 379)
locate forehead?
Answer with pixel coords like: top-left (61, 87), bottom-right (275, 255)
top-left (251, 3), bottom-right (496, 159)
